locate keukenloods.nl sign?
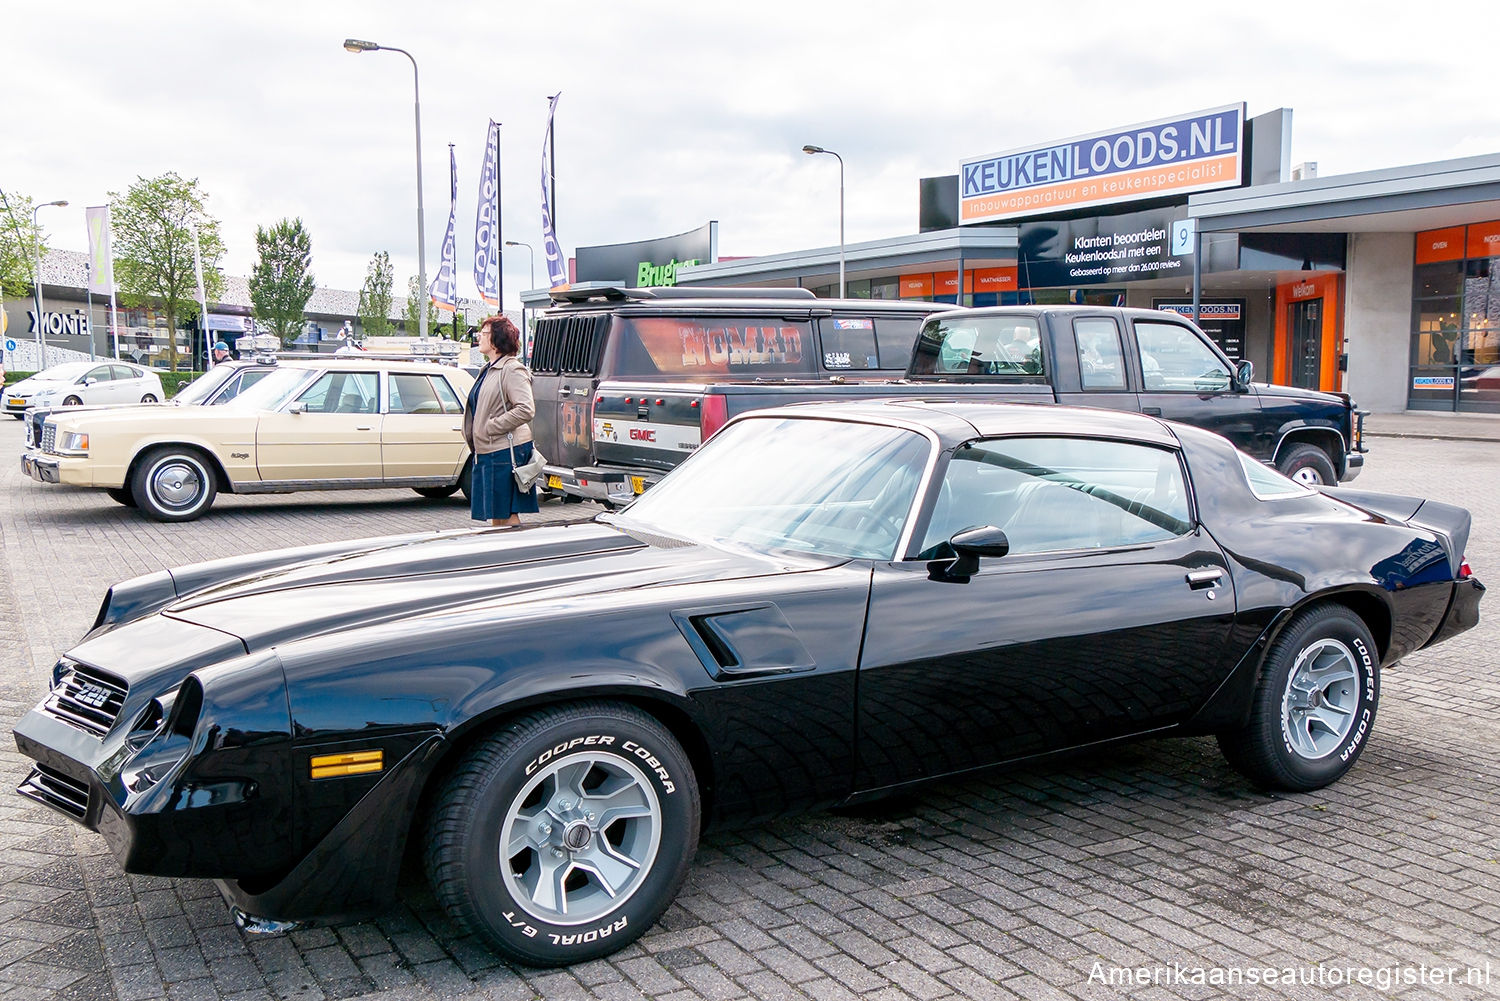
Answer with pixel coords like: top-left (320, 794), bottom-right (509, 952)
top-left (961, 104), bottom-right (1245, 224)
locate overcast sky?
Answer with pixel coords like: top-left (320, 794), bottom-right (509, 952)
top-left (7, 0), bottom-right (1498, 310)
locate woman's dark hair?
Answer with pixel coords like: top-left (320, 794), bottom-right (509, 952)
top-left (481, 315), bottom-right (522, 356)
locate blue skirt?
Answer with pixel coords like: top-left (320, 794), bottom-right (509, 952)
top-left (471, 443), bottom-right (540, 521)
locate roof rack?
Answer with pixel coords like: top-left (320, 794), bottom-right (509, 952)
top-left (549, 284), bottom-right (817, 304)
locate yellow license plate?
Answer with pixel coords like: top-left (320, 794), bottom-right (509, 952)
top-left (630, 476), bottom-right (646, 494)
top-left (8, 398), bottom-right (23, 406)
top-left (546, 475), bottom-right (563, 490)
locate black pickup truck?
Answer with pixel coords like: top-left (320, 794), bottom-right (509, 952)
top-left (538, 299), bottom-right (1367, 506)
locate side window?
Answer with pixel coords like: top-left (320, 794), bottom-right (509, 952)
top-left (84, 365), bottom-right (114, 383)
top-left (214, 370), bottom-right (268, 405)
top-left (819, 318), bottom-right (879, 370)
top-left (919, 437), bottom-right (1191, 559)
top-left (111, 365), bottom-right (140, 381)
top-left (296, 372), bottom-right (378, 414)
top-left (1135, 321), bottom-right (1230, 392)
top-left (1073, 318), bottom-right (1127, 390)
top-left (431, 375), bottom-right (464, 414)
top-left (910, 316), bottom-right (1043, 377)
top-left (874, 316), bottom-right (924, 369)
top-left (390, 373), bottom-right (442, 414)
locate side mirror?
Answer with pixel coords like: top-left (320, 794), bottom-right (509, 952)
top-left (287, 401), bottom-right (308, 415)
top-left (81, 377), bottom-right (96, 386)
top-left (929, 525), bottom-right (1009, 582)
top-left (1234, 359), bottom-right (1254, 391)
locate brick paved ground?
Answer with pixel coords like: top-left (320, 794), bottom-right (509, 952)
top-left (0, 418), bottom-right (1496, 1000)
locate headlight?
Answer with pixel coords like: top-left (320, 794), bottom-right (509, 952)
top-left (59, 432), bottom-right (89, 455)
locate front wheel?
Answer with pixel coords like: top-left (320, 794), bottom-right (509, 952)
top-left (130, 447), bottom-right (218, 522)
top-left (1276, 443), bottom-right (1338, 487)
top-left (414, 485), bottom-right (459, 499)
top-left (1218, 604), bottom-right (1379, 791)
top-left (425, 702), bottom-right (700, 966)
top-left (63, 395), bottom-right (82, 407)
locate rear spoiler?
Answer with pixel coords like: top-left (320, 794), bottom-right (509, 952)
top-left (1324, 487), bottom-right (1472, 577)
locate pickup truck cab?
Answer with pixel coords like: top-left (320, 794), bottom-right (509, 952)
top-left (530, 285), bottom-right (943, 502)
top-left (582, 305), bottom-right (1366, 505)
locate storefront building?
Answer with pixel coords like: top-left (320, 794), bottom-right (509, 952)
top-left (672, 107), bottom-right (1500, 413)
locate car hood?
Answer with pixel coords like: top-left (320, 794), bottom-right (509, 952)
top-left (47, 403), bottom-right (233, 431)
top-left (160, 521), bottom-right (844, 651)
top-left (1254, 382), bottom-right (1348, 407)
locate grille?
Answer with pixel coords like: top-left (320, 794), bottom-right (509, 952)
top-left (41, 662), bottom-right (129, 738)
top-left (17, 763), bottom-right (90, 821)
top-left (41, 423), bottom-right (57, 455)
top-left (532, 314), bottom-right (608, 375)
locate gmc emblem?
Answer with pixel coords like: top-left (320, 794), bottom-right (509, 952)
top-left (629, 428), bottom-right (657, 442)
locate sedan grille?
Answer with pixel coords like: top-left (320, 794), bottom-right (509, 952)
top-left (42, 663), bottom-right (129, 738)
top-left (40, 423), bottom-right (57, 455)
top-left (18, 763), bottom-right (90, 821)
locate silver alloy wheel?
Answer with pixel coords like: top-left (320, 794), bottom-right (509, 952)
top-left (499, 751), bottom-right (661, 926)
top-left (1291, 466), bottom-right (1326, 486)
top-left (1280, 638), bottom-right (1361, 759)
top-left (150, 458), bottom-right (204, 510)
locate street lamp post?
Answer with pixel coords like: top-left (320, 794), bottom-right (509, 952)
top-left (344, 37), bottom-right (428, 339)
top-left (801, 145), bottom-right (844, 298)
top-left (505, 241), bottom-right (536, 357)
top-left (32, 199), bottom-right (68, 363)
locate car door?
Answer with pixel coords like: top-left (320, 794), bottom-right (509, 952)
top-left (256, 370), bottom-right (382, 482)
top-left (855, 435), bottom-right (1236, 793)
top-left (80, 364), bottom-right (116, 403)
top-left (382, 372), bottom-right (468, 480)
top-left (1132, 318), bottom-right (1265, 453)
top-left (112, 365), bottom-right (146, 402)
top-left (1053, 315), bottom-right (1140, 414)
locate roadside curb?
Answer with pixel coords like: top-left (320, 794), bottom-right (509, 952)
top-left (1366, 432), bottom-right (1500, 443)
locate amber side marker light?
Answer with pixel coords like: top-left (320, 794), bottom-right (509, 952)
top-left (310, 749), bottom-right (384, 779)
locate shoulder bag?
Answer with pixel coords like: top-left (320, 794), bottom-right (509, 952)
top-left (500, 361), bottom-right (547, 492)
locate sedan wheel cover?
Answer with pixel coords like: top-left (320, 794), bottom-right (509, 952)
top-left (151, 460), bottom-right (204, 509)
top-left (499, 751), bottom-right (661, 926)
top-left (1280, 638), bottom-right (1362, 759)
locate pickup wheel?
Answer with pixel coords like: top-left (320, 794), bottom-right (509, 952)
top-left (425, 702), bottom-right (700, 967)
top-left (1276, 443), bottom-right (1337, 487)
top-left (131, 447), bottom-right (218, 522)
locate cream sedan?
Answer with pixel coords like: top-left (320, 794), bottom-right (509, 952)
top-left (21, 359), bottom-right (475, 521)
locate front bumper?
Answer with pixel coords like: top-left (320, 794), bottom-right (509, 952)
top-left (5, 396), bottom-right (32, 415)
top-left (21, 451), bottom-right (60, 484)
top-left (1341, 450), bottom-right (1364, 483)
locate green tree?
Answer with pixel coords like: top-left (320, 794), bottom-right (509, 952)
top-left (249, 217), bottom-right (316, 346)
top-left (404, 275), bottom-right (441, 337)
top-left (0, 189), bottom-right (48, 300)
top-left (357, 251), bottom-right (394, 337)
top-left (110, 173), bottom-right (225, 371)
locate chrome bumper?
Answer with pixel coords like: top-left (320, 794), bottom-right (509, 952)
top-left (1341, 451), bottom-right (1364, 483)
top-left (22, 451), bottom-right (60, 484)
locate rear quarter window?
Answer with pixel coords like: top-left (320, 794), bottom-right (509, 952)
top-left (607, 317), bottom-right (816, 379)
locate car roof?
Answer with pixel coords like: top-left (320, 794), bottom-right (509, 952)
top-left (732, 399), bottom-right (1182, 449)
top-left (926, 305), bottom-right (1200, 323)
top-left (255, 358), bottom-right (465, 375)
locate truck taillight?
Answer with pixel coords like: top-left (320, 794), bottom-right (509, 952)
top-left (700, 395), bottom-right (729, 440)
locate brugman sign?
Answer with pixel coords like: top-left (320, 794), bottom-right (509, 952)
top-left (961, 104), bottom-right (1245, 223)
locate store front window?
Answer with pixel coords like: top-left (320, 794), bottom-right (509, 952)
top-left (1411, 221), bottom-right (1500, 411)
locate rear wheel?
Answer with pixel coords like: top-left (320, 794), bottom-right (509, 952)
top-left (458, 459), bottom-right (473, 501)
top-left (425, 702), bottom-right (700, 966)
top-left (414, 485), bottom-right (460, 499)
top-left (130, 447), bottom-right (218, 522)
top-left (1276, 443), bottom-right (1338, 487)
top-left (106, 488), bottom-right (137, 507)
top-left (141, 393), bottom-right (159, 403)
top-left (63, 395), bottom-right (82, 407)
top-left (1218, 604), bottom-right (1379, 791)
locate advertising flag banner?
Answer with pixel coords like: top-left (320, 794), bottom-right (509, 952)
top-left (85, 206), bottom-right (114, 295)
top-left (429, 146), bottom-right (459, 312)
top-left (541, 93), bottom-right (568, 288)
top-left (472, 120), bottom-right (501, 306)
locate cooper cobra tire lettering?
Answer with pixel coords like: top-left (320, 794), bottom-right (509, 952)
top-left (622, 740), bottom-right (676, 794)
top-left (525, 734), bottom-right (615, 775)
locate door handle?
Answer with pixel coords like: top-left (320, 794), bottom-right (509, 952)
top-left (1185, 569), bottom-right (1223, 590)
top-left (1143, 407), bottom-right (1162, 416)
top-left (558, 387), bottom-right (573, 397)
top-left (356, 426), bottom-right (373, 431)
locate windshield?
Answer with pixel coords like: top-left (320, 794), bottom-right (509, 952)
top-left (221, 367), bottom-right (315, 412)
top-left (32, 363), bottom-right (93, 382)
top-left (613, 417), bottom-right (930, 560)
top-left (172, 366), bottom-right (238, 405)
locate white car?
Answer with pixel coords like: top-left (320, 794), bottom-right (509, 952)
top-left (5, 361), bottom-right (165, 418)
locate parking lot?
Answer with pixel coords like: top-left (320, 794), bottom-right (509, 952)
top-left (0, 417), bottom-right (1496, 1001)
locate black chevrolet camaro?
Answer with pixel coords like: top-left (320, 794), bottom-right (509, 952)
top-left (14, 402), bottom-right (1483, 966)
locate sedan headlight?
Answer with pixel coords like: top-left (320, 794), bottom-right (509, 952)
top-left (58, 432), bottom-right (89, 456)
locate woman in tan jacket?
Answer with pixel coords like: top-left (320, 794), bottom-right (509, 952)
top-left (463, 316), bottom-right (538, 527)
